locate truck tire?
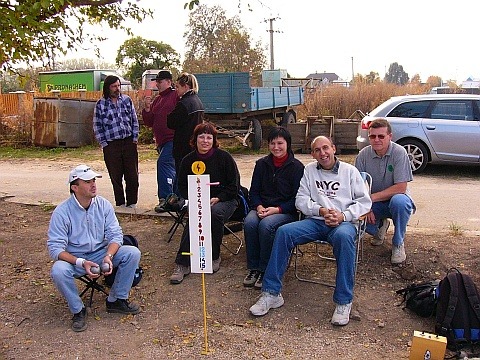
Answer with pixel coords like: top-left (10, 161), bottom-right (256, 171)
top-left (397, 139), bottom-right (429, 174)
top-left (279, 110), bottom-right (296, 127)
top-left (247, 118), bottom-right (262, 150)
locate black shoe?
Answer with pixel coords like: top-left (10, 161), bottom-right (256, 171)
top-left (106, 299), bottom-right (141, 315)
top-left (72, 307), bottom-right (87, 332)
top-left (154, 199), bottom-right (167, 213)
top-left (254, 272), bottom-right (264, 290)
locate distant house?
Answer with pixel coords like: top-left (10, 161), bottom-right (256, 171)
top-left (305, 72), bottom-right (341, 87)
top-left (461, 77), bottom-right (480, 90)
top-left (281, 71), bottom-right (343, 88)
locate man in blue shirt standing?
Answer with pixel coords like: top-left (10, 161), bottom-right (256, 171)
top-left (94, 75), bottom-right (139, 208)
top-left (48, 164), bottom-right (141, 332)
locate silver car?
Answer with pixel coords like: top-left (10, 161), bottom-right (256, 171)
top-left (356, 94), bottom-right (480, 173)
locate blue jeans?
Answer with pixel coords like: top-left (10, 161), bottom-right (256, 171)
top-left (262, 218), bottom-right (357, 305)
top-left (367, 194), bottom-right (415, 246)
top-left (51, 245), bottom-right (141, 314)
top-left (156, 141), bottom-right (175, 200)
top-left (244, 210), bottom-right (297, 272)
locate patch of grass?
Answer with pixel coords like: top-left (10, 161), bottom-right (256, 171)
top-left (40, 202), bottom-right (56, 212)
top-left (0, 145), bottom-right (101, 160)
top-left (448, 222), bottom-right (463, 236)
top-left (0, 144), bottom-right (159, 162)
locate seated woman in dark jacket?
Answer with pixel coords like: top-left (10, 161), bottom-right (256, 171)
top-left (243, 127), bottom-right (304, 289)
top-left (170, 122), bottom-right (240, 284)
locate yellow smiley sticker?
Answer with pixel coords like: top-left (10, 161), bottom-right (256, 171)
top-left (191, 161), bottom-right (206, 175)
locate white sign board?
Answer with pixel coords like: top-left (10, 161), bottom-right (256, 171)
top-left (187, 174), bottom-right (213, 273)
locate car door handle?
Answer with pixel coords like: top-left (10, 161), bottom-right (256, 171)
top-left (425, 125), bottom-right (436, 130)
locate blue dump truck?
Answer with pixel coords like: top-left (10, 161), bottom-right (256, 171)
top-left (141, 70), bottom-right (305, 150)
top-left (194, 72), bottom-right (304, 150)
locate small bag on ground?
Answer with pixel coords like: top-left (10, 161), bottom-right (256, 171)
top-left (396, 279), bottom-right (440, 318)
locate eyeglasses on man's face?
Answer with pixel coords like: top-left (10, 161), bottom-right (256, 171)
top-left (368, 134), bottom-right (387, 140)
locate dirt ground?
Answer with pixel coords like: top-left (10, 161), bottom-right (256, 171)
top-left (1, 193), bottom-right (479, 359)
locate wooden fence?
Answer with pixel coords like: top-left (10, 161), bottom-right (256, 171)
top-left (0, 90), bottom-right (147, 145)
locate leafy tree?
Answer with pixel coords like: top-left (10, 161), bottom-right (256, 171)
top-left (365, 71), bottom-right (380, 84)
top-left (182, 5), bottom-right (266, 84)
top-left (426, 75), bottom-right (442, 88)
top-left (1, 67), bottom-right (45, 92)
top-left (384, 62), bottom-right (409, 85)
top-left (115, 37), bottom-right (180, 88)
top-left (0, 72), bottom-right (20, 93)
top-left (353, 71), bottom-right (380, 85)
top-left (0, 0), bottom-right (155, 71)
top-left (56, 58), bottom-right (95, 70)
top-left (410, 73), bottom-right (421, 84)
top-left (0, 0), bottom-right (207, 72)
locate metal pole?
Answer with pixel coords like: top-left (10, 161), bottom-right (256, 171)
top-left (270, 19), bottom-right (274, 70)
top-left (351, 56), bottom-right (354, 83)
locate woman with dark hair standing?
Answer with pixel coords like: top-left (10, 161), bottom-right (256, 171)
top-left (243, 127), bottom-right (304, 289)
top-left (167, 72), bottom-right (205, 173)
top-left (170, 123), bottom-right (240, 284)
top-left (93, 75), bottom-right (139, 208)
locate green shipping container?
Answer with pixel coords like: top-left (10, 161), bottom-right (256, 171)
top-left (38, 69), bottom-right (132, 92)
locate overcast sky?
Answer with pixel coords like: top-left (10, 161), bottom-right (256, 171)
top-left (69, 0), bottom-right (479, 83)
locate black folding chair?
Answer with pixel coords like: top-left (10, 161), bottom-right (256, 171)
top-left (222, 186), bottom-right (249, 255)
top-left (166, 208), bottom-right (188, 243)
top-left (77, 275), bottom-right (108, 308)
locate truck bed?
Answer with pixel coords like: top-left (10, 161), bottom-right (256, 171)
top-left (195, 72), bottom-right (304, 114)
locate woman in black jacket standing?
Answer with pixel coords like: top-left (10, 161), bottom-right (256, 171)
top-left (167, 72), bottom-right (205, 174)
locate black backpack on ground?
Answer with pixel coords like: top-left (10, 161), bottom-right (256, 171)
top-left (435, 268), bottom-right (480, 351)
top-left (396, 279), bottom-right (440, 318)
top-left (104, 234), bottom-right (143, 288)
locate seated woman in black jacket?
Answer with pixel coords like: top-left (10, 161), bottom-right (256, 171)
top-left (170, 122), bottom-right (240, 284)
top-left (243, 127), bottom-right (304, 289)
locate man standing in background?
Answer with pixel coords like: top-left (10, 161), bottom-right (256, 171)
top-left (142, 70), bottom-right (178, 213)
top-left (93, 75), bottom-right (139, 209)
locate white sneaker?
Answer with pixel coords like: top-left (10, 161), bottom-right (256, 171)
top-left (391, 243), bottom-right (406, 264)
top-left (371, 219), bottom-right (390, 246)
top-left (126, 204), bottom-right (137, 209)
top-left (249, 292), bottom-right (284, 316)
top-left (331, 302), bottom-right (352, 326)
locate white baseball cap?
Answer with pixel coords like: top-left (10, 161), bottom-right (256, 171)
top-left (68, 164), bottom-right (102, 183)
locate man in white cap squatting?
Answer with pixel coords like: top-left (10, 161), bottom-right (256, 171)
top-left (47, 165), bottom-right (141, 332)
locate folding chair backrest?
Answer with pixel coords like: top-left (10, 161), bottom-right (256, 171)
top-left (360, 171), bottom-right (372, 195)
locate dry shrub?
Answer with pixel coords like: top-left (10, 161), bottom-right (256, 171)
top-left (298, 82), bottom-right (430, 120)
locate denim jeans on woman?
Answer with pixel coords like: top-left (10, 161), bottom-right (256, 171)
top-left (244, 209), bottom-right (297, 272)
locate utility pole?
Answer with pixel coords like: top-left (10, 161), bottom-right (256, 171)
top-left (264, 17), bottom-right (281, 70)
top-left (351, 56), bottom-right (354, 84)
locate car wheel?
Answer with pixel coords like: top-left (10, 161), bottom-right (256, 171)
top-left (398, 139), bottom-right (428, 174)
